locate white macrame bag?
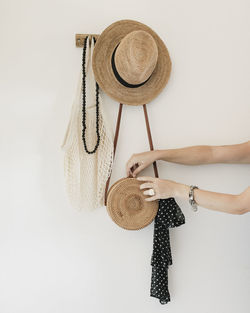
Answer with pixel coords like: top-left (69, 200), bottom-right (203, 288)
top-left (61, 36), bottom-right (114, 210)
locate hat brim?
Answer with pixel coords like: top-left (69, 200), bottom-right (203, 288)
top-left (92, 19), bottom-right (172, 106)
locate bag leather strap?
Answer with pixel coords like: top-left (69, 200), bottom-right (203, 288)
top-left (104, 103), bottom-right (159, 206)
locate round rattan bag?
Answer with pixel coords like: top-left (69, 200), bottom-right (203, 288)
top-left (106, 176), bottom-right (158, 230)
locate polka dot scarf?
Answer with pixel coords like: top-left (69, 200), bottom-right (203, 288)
top-left (150, 197), bottom-right (185, 304)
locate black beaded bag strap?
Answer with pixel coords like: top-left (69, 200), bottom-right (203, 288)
top-left (81, 35), bottom-right (100, 154)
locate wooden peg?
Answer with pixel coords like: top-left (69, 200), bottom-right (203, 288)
top-left (75, 34), bottom-right (100, 47)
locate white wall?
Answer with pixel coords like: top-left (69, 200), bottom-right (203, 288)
top-left (0, 1), bottom-right (249, 312)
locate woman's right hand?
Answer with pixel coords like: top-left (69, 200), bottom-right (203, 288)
top-left (126, 150), bottom-right (159, 177)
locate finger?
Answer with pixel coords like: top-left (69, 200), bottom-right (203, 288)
top-left (131, 165), bottom-right (144, 177)
top-left (145, 195), bottom-right (158, 202)
top-left (136, 176), bottom-right (155, 182)
top-left (126, 159), bottom-right (140, 177)
top-left (126, 160), bottom-right (134, 177)
top-left (126, 163), bottom-right (136, 177)
top-left (143, 189), bottom-right (154, 196)
top-left (139, 182), bottom-right (154, 190)
top-left (129, 163), bottom-right (139, 177)
top-left (127, 169), bottom-right (133, 178)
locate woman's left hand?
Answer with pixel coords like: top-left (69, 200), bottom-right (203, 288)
top-left (137, 176), bottom-right (189, 201)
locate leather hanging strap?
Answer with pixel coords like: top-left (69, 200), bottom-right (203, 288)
top-left (143, 104), bottom-right (159, 179)
top-left (104, 103), bottom-right (159, 206)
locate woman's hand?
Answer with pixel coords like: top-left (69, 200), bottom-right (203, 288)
top-left (137, 176), bottom-right (250, 215)
top-left (136, 176), bottom-right (189, 201)
top-left (126, 150), bottom-right (159, 177)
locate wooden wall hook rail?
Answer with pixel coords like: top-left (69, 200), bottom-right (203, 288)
top-left (75, 34), bottom-right (100, 47)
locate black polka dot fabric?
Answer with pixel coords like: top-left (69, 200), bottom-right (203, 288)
top-left (150, 197), bottom-right (185, 304)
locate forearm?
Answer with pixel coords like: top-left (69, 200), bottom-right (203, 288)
top-left (155, 145), bottom-right (214, 165)
top-left (155, 141), bottom-right (250, 165)
top-left (174, 183), bottom-right (249, 215)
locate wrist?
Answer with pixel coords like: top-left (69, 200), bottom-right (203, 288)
top-left (155, 149), bottom-right (167, 161)
top-left (173, 182), bottom-right (189, 199)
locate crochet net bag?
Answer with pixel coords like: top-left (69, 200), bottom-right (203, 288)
top-left (61, 36), bottom-right (114, 210)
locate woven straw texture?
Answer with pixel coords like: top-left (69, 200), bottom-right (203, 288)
top-left (92, 19), bottom-right (172, 106)
top-left (107, 177), bottom-right (158, 230)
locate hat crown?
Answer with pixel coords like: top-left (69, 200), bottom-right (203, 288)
top-left (114, 30), bottom-right (158, 85)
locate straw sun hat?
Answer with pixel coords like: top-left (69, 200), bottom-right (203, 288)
top-left (92, 19), bottom-right (172, 106)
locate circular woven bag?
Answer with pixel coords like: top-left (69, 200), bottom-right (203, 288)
top-left (106, 177), bottom-right (158, 230)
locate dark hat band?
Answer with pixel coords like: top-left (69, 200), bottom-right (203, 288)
top-left (111, 43), bottom-right (152, 88)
